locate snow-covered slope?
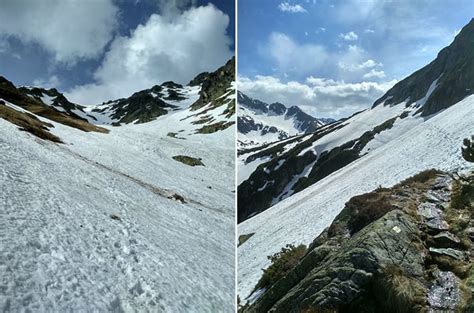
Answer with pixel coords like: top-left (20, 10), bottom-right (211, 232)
top-left (0, 60), bottom-right (235, 311)
top-left (237, 92), bottom-right (330, 149)
top-left (238, 95), bottom-right (474, 300)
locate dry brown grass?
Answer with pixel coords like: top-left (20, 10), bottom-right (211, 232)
top-left (346, 191), bottom-right (397, 235)
top-left (0, 104), bottom-right (62, 143)
top-left (0, 78), bottom-right (108, 134)
top-left (23, 102), bottom-right (108, 133)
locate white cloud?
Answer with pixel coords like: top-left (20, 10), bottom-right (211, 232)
top-left (67, 4), bottom-right (232, 105)
top-left (315, 27), bottom-right (326, 34)
top-left (339, 31), bottom-right (358, 41)
top-left (239, 75), bottom-right (397, 119)
top-left (363, 69), bottom-right (386, 79)
top-left (32, 75), bottom-right (61, 89)
top-left (339, 59), bottom-right (382, 72)
top-left (0, 0), bottom-right (118, 63)
top-left (364, 29), bottom-right (375, 34)
top-left (263, 32), bottom-right (328, 75)
top-left (278, 2), bottom-right (307, 13)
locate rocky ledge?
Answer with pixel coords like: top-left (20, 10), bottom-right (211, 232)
top-left (241, 170), bottom-right (473, 312)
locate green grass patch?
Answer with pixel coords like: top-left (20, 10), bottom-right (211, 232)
top-left (172, 155), bottom-right (204, 166)
top-left (238, 233), bottom-right (255, 247)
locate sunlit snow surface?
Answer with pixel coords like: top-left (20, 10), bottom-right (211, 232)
top-left (238, 96), bottom-right (474, 300)
top-left (0, 87), bottom-right (235, 312)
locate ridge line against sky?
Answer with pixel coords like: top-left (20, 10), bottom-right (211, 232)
top-left (0, 0), bottom-right (235, 105)
top-left (238, 0), bottom-right (474, 120)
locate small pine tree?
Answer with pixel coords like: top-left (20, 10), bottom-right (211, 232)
top-left (462, 136), bottom-right (474, 162)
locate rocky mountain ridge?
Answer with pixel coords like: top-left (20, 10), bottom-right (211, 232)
top-left (238, 91), bottom-right (331, 149)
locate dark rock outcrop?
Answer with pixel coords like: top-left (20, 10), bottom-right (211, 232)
top-left (242, 171), bottom-right (474, 312)
top-left (190, 57), bottom-right (235, 111)
top-left (373, 18), bottom-right (474, 116)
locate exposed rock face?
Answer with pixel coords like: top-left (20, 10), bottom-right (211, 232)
top-left (190, 57), bottom-right (235, 111)
top-left (93, 85), bottom-right (178, 125)
top-left (373, 18), bottom-right (474, 116)
top-left (242, 171), bottom-right (474, 312)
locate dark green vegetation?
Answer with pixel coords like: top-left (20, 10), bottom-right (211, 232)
top-left (373, 18), bottom-right (474, 116)
top-left (238, 116), bottom-right (398, 223)
top-left (196, 121), bottom-right (235, 134)
top-left (462, 136), bottom-right (474, 162)
top-left (172, 155), bottom-right (204, 167)
top-left (238, 233), bottom-right (255, 247)
top-left (0, 76), bottom-right (108, 134)
top-left (254, 244), bottom-right (307, 292)
top-left (0, 101), bottom-right (62, 143)
top-left (243, 170), bottom-right (474, 312)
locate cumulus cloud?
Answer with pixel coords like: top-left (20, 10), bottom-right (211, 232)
top-left (363, 69), bottom-right (386, 79)
top-left (0, 0), bottom-right (118, 63)
top-left (339, 59), bottom-right (382, 72)
top-left (67, 4), bottom-right (233, 105)
top-left (262, 32), bottom-right (328, 76)
top-left (339, 31), bottom-right (358, 41)
top-left (278, 2), bottom-right (307, 13)
top-left (239, 75), bottom-right (397, 119)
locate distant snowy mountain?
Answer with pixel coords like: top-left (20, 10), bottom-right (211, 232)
top-left (0, 58), bottom-right (235, 311)
top-left (238, 19), bottom-right (474, 300)
top-left (237, 91), bottom-right (332, 149)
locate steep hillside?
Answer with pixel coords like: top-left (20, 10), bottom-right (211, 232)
top-left (0, 59), bottom-right (236, 311)
top-left (238, 19), bottom-right (474, 300)
top-left (237, 92), bottom-right (330, 149)
top-left (237, 19), bottom-right (474, 223)
top-left (373, 18), bottom-right (474, 116)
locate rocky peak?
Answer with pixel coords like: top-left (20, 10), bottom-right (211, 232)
top-left (268, 102), bottom-right (286, 115)
top-left (190, 57), bottom-right (235, 110)
top-left (161, 81), bottom-right (183, 89)
top-left (373, 18), bottom-right (474, 116)
top-left (238, 91), bottom-right (268, 113)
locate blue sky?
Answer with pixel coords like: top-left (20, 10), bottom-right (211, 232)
top-left (0, 0), bottom-right (234, 105)
top-left (238, 0), bottom-right (474, 119)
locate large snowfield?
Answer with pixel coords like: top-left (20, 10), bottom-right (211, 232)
top-left (238, 96), bottom-right (474, 300)
top-left (0, 89), bottom-right (235, 311)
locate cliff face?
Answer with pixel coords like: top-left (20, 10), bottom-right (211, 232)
top-left (373, 18), bottom-right (474, 116)
top-left (242, 170), bottom-right (474, 312)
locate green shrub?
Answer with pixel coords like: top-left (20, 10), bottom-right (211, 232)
top-left (255, 244), bottom-right (307, 291)
top-left (451, 182), bottom-right (474, 211)
top-left (462, 136), bottom-right (474, 162)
